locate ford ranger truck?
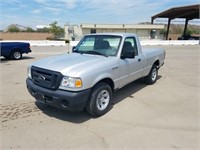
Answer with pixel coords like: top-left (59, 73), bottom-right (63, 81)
top-left (26, 33), bottom-right (165, 117)
top-left (1, 42), bottom-right (31, 60)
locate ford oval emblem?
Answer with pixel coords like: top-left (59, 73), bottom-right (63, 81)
top-left (38, 74), bottom-right (46, 80)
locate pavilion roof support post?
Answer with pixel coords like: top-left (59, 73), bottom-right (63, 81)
top-left (151, 18), bottom-right (154, 24)
top-left (183, 18), bottom-right (189, 35)
top-left (166, 18), bottom-right (171, 40)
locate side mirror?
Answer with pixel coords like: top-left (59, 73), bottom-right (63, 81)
top-left (72, 46), bottom-right (76, 52)
top-left (121, 51), bottom-right (135, 59)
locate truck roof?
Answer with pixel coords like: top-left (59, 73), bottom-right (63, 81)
top-left (86, 33), bottom-right (137, 37)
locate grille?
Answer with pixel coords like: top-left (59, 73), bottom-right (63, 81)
top-left (31, 66), bottom-right (63, 90)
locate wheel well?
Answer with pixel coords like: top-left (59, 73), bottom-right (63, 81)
top-left (154, 60), bottom-right (159, 67)
top-left (12, 48), bottom-right (22, 53)
top-left (95, 78), bottom-right (114, 92)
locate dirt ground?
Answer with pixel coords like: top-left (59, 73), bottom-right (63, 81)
top-left (0, 45), bottom-right (199, 150)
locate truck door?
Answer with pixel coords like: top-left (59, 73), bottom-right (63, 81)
top-left (1, 43), bottom-right (12, 57)
top-left (119, 37), bottom-right (144, 87)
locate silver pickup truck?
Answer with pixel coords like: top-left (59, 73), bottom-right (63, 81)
top-left (26, 33), bottom-right (165, 117)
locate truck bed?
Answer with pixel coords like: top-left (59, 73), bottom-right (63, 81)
top-left (142, 47), bottom-right (165, 68)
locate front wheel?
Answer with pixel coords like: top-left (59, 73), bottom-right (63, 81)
top-left (86, 82), bottom-right (112, 117)
top-left (144, 64), bottom-right (158, 85)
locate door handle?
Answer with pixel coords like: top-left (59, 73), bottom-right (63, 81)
top-left (138, 58), bottom-right (141, 62)
top-left (112, 67), bottom-right (119, 70)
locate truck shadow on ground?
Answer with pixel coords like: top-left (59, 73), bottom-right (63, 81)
top-left (112, 76), bottom-right (161, 105)
top-left (36, 76), bottom-right (162, 123)
top-left (112, 80), bottom-right (147, 105)
top-left (35, 102), bottom-right (91, 123)
top-left (0, 56), bottom-right (35, 62)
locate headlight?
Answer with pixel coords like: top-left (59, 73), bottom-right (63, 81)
top-left (60, 76), bottom-right (82, 88)
top-left (27, 66), bottom-right (32, 79)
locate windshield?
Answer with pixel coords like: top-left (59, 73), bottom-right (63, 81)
top-left (74, 35), bottom-right (122, 57)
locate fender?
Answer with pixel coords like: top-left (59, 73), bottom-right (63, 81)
top-left (92, 73), bottom-right (114, 88)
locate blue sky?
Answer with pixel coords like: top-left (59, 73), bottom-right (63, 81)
top-left (0, 0), bottom-right (199, 30)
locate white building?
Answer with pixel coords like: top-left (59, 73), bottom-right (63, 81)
top-left (36, 25), bottom-right (50, 31)
top-left (64, 23), bottom-right (165, 41)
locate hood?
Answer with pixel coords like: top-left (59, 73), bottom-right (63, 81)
top-left (31, 53), bottom-right (115, 77)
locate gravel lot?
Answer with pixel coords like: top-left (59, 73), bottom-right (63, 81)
top-left (0, 45), bottom-right (199, 150)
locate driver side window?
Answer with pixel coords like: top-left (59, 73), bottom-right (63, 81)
top-left (122, 37), bottom-right (138, 56)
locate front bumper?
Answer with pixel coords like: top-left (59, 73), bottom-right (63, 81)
top-left (26, 78), bottom-right (91, 112)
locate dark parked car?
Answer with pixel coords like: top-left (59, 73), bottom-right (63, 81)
top-left (0, 42), bottom-right (32, 60)
top-left (177, 35), bottom-right (200, 40)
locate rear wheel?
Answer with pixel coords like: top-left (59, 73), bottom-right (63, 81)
top-left (11, 50), bottom-right (22, 60)
top-left (86, 82), bottom-right (112, 117)
top-left (144, 64), bottom-right (158, 85)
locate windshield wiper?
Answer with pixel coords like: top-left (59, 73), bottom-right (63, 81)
top-left (82, 51), bottom-right (108, 57)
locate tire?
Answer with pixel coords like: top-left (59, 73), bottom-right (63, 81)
top-left (86, 82), bottom-right (112, 117)
top-left (11, 50), bottom-right (22, 60)
top-left (144, 64), bottom-right (158, 85)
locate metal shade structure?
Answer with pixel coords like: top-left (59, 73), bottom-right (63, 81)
top-left (151, 4), bottom-right (200, 40)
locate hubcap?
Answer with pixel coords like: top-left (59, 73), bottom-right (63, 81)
top-left (151, 68), bottom-right (157, 81)
top-left (96, 90), bottom-right (110, 111)
top-left (14, 52), bottom-right (21, 59)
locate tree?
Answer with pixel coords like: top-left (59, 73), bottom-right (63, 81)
top-left (25, 27), bottom-right (35, 32)
top-left (37, 27), bottom-right (50, 33)
top-left (160, 29), bottom-right (167, 35)
top-left (7, 25), bottom-right (20, 32)
top-left (170, 25), bottom-right (183, 34)
top-left (49, 21), bottom-right (64, 39)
